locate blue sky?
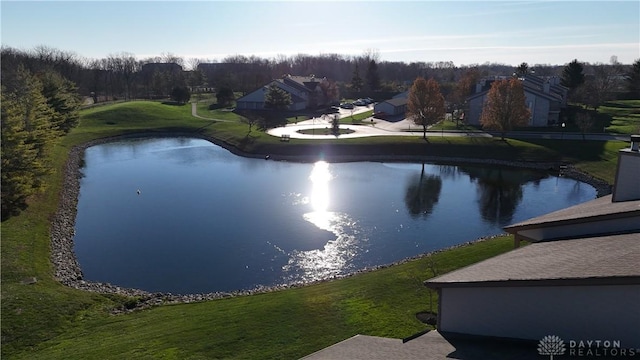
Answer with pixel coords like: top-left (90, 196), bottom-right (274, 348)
top-left (1, 1), bottom-right (638, 67)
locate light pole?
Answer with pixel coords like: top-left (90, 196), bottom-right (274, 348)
top-left (561, 122), bottom-right (566, 140)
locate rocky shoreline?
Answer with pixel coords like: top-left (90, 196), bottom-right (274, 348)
top-left (49, 134), bottom-right (612, 313)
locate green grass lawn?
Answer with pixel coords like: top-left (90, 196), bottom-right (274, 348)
top-left (339, 109), bottom-right (374, 124)
top-left (429, 119), bottom-right (480, 132)
top-left (1, 100), bottom-right (627, 359)
top-left (597, 100), bottom-right (640, 135)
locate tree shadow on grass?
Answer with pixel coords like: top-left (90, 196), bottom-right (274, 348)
top-left (193, 121), bottom-right (217, 133)
top-left (498, 138), bottom-right (515, 148)
top-left (239, 133), bottom-right (260, 147)
top-left (162, 101), bottom-right (187, 106)
top-left (523, 138), bottom-right (608, 162)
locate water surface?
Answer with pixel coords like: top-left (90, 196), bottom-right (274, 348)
top-left (74, 137), bottom-right (596, 294)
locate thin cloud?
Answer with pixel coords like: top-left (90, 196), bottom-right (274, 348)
top-left (380, 42), bottom-right (638, 53)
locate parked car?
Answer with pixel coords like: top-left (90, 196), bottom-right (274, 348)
top-left (340, 102), bottom-right (354, 109)
top-left (353, 100), bottom-right (366, 106)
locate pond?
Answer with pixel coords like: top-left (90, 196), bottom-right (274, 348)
top-left (73, 137), bottom-right (596, 294)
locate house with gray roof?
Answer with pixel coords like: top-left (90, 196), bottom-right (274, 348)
top-left (466, 74), bottom-right (568, 127)
top-left (236, 75), bottom-right (333, 111)
top-left (426, 135), bottom-right (640, 349)
top-left (373, 97), bottom-right (407, 119)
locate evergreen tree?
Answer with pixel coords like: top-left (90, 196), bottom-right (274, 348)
top-left (39, 70), bottom-right (81, 133)
top-left (627, 59), bottom-right (640, 98)
top-left (515, 62), bottom-right (529, 77)
top-left (264, 84), bottom-right (291, 110)
top-left (350, 63), bottom-right (363, 92)
top-left (170, 86), bottom-right (191, 104)
top-left (365, 59), bottom-right (380, 92)
top-left (216, 86), bottom-right (235, 107)
top-left (561, 59), bottom-right (585, 90)
top-left (480, 78), bottom-right (531, 139)
top-left (1, 67), bottom-right (59, 219)
top-left (1, 89), bottom-right (39, 218)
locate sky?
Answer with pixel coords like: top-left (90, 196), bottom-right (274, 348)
top-left (1, 0), bottom-right (639, 68)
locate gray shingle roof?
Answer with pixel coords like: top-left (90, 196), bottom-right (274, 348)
top-left (384, 97), bottom-right (408, 107)
top-left (504, 195), bottom-right (640, 231)
top-left (425, 233), bottom-right (640, 287)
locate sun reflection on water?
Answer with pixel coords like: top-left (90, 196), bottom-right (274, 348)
top-left (282, 161), bottom-right (365, 284)
top-left (309, 160), bottom-right (331, 213)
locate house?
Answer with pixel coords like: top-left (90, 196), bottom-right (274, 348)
top-left (425, 135), bottom-right (640, 349)
top-left (392, 91), bottom-right (409, 99)
top-left (466, 74), bottom-right (568, 127)
top-left (235, 75), bottom-right (334, 111)
top-left (373, 97), bottom-right (407, 119)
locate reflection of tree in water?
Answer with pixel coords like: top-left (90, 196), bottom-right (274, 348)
top-left (436, 164), bottom-right (463, 180)
top-left (459, 166), bottom-right (546, 226)
top-left (565, 180), bottom-right (584, 203)
top-left (405, 163), bottom-right (442, 218)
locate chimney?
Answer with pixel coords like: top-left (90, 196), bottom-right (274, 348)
top-left (612, 135), bottom-right (640, 202)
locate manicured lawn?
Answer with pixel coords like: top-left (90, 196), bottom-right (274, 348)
top-left (429, 119), bottom-right (481, 132)
top-left (339, 109), bottom-right (374, 124)
top-left (597, 100), bottom-right (640, 135)
top-left (1, 100), bottom-right (626, 359)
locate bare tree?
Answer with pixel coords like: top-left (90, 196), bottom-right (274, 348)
top-left (186, 57), bottom-right (201, 72)
top-left (574, 112), bottom-right (593, 140)
top-left (161, 52), bottom-right (184, 67)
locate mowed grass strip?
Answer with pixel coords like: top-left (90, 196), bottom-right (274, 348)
top-left (599, 100), bottom-right (640, 135)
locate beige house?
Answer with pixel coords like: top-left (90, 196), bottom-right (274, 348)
top-left (236, 75), bottom-right (333, 111)
top-left (426, 135), bottom-right (640, 348)
top-left (373, 98), bottom-right (407, 118)
top-left (466, 74), bottom-right (568, 127)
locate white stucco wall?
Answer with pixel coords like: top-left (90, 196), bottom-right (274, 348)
top-left (517, 216), bottom-right (640, 241)
top-left (466, 95), bottom-right (486, 126)
top-left (439, 284), bottom-right (640, 348)
top-left (524, 91), bottom-right (551, 127)
top-left (468, 91), bottom-right (557, 127)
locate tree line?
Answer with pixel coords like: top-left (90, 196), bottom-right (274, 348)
top-left (3, 46), bottom-right (637, 105)
top-left (1, 57), bottom-right (81, 219)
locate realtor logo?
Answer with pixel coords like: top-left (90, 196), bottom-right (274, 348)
top-left (538, 335), bottom-right (566, 359)
top-left (537, 335), bottom-right (639, 358)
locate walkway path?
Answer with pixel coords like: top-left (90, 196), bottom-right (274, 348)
top-left (191, 102), bottom-right (235, 122)
top-left (267, 114), bottom-right (629, 141)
